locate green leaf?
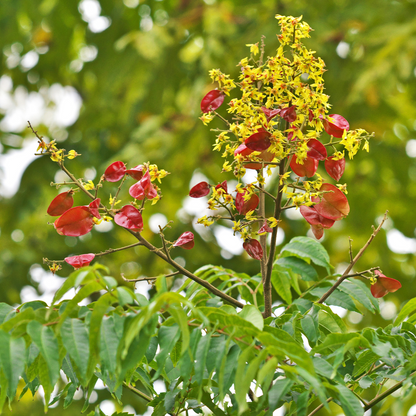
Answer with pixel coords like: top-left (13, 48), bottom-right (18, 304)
top-left (64, 383), bottom-right (78, 409)
top-left (206, 335), bottom-right (226, 375)
top-left (117, 287), bottom-right (134, 306)
top-left (219, 344), bottom-right (240, 401)
top-left (394, 298), bottom-right (416, 326)
top-left (0, 330), bottom-right (26, 399)
top-left (0, 304), bottom-right (15, 325)
top-left (316, 304), bottom-right (347, 333)
top-left (338, 280), bottom-right (376, 313)
top-left (235, 348), bottom-right (268, 414)
top-left (276, 256), bottom-right (318, 281)
top-left (168, 304), bottom-right (190, 356)
top-left (57, 281), bottom-right (106, 330)
top-left (296, 391), bottom-right (310, 416)
top-left (60, 319), bottom-right (90, 383)
top-left (61, 354), bottom-right (80, 385)
top-left (0, 308), bottom-right (35, 333)
top-left (271, 266), bottom-right (292, 305)
top-left (239, 305), bottom-right (264, 331)
top-left (87, 292), bottom-right (115, 381)
top-left (52, 269), bottom-right (94, 304)
top-left (312, 333), bottom-right (367, 354)
top-left (301, 314), bottom-right (319, 344)
top-left (352, 351), bottom-right (379, 377)
top-left (280, 236), bottom-right (331, 271)
top-left (153, 324), bottom-right (180, 380)
top-left (27, 321), bottom-right (60, 386)
top-left (100, 316), bottom-right (120, 377)
top-left (266, 378), bottom-right (293, 416)
top-left (336, 384), bottom-right (364, 416)
top-left (194, 331), bottom-right (212, 390)
top-left (117, 319), bottom-right (155, 386)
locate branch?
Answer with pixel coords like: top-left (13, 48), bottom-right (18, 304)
top-left (43, 242), bottom-right (145, 264)
top-left (33, 128), bottom-right (245, 310)
top-left (363, 372), bottom-right (416, 411)
top-left (123, 382), bottom-right (152, 402)
top-left (263, 158), bottom-right (286, 317)
top-left (122, 271), bottom-right (180, 283)
top-left (317, 211), bottom-right (388, 304)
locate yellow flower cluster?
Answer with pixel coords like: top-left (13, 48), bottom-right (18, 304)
top-left (197, 15), bottom-right (372, 243)
top-left (148, 164), bottom-right (169, 183)
top-left (340, 129), bottom-right (371, 159)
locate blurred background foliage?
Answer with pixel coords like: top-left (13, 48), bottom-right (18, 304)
top-left (1, 0), bottom-right (416, 414)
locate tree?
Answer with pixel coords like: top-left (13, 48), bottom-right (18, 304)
top-left (0, 14), bottom-right (414, 416)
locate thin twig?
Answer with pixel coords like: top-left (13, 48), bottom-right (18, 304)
top-left (43, 242), bottom-right (144, 264)
top-left (123, 271), bottom-right (180, 283)
top-left (123, 382), bottom-right (152, 402)
top-left (317, 211), bottom-right (388, 304)
top-left (253, 184), bottom-right (276, 201)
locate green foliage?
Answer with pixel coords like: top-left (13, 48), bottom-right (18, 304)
top-left (0, 237), bottom-right (412, 415)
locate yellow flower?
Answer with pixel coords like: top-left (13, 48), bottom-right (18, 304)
top-left (93, 217), bottom-right (102, 225)
top-left (268, 217), bottom-right (280, 228)
top-left (102, 216), bottom-right (113, 222)
top-left (84, 180), bottom-right (95, 191)
top-left (199, 113), bottom-right (215, 125)
top-left (49, 263), bottom-right (61, 274)
top-left (246, 43), bottom-right (259, 56)
top-left (109, 194), bottom-right (122, 206)
top-left (50, 149), bottom-right (64, 162)
top-left (67, 150), bottom-right (80, 159)
top-left (197, 216), bottom-right (214, 227)
top-left (222, 161), bottom-right (232, 172)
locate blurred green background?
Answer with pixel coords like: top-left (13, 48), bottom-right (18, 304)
top-left (1, 0), bottom-right (416, 414)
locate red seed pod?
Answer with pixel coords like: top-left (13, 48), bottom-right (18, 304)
top-left (371, 270), bottom-right (402, 298)
top-left (235, 191), bottom-right (259, 215)
top-left (258, 221), bottom-right (273, 234)
top-left (261, 107), bottom-right (281, 123)
top-left (104, 161), bottom-right (126, 182)
top-left (280, 105), bottom-right (297, 123)
top-left (64, 253), bottom-right (95, 269)
top-left (54, 206), bottom-right (94, 237)
top-left (245, 128), bottom-right (272, 151)
top-left (47, 190), bottom-right (74, 216)
top-left (201, 90), bottom-right (225, 113)
top-left (173, 232), bottom-right (195, 250)
top-left (307, 139), bottom-right (327, 161)
top-left (300, 205), bottom-right (335, 240)
top-left (114, 205), bottom-right (143, 232)
top-left (290, 155), bottom-right (319, 178)
top-left (322, 114), bottom-right (349, 138)
top-left (215, 181), bottom-right (228, 194)
top-left (325, 156), bottom-right (345, 181)
top-left (243, 239), bottom-right (263, 260)
top-left (126, 165), bottom-right (145, 181)
top-left (189, 182), bottom-right (210, 198)
top-left (313, 183), bottom-right (350, 221)
top-left (129, 171), bottom-right (158, 200)
top-left (88, 198), bottom-right (101, 219)
top-left (234, 144), bottom-right (274, 170)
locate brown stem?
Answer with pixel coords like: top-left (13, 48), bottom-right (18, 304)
top-left (258, 180), bottom-right (268, 290)
top-left (132, 231), bottom-right (244, 308)
top-left (363, 372), bottom-right (416, 411)
top-left (317, 211), bottom-right (388, 304)
top-left (123, 271), bottom-right (180, 283)
top-left (253, 184), bottom-right (276, 201)
top-left (43, 242), bottom-right (145, 264)
top-left (123, 382), bottom-right (153, 402)
top-left (263, 158), bottom-right (287, 317)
